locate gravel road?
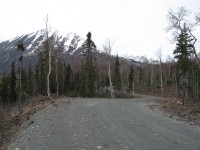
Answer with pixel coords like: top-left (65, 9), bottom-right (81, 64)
top-left (8, 94), bottom-right (200, 150)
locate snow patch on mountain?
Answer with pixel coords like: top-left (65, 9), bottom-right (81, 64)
top-left (31, 30), bottom-right (44, 45)
top-left (0, 29), bottom-right (85, 58)
top-left (56, 31), bottom-right (84, 54)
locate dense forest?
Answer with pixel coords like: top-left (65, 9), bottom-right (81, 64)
top-left (0, 7), bottom-right (200, 108)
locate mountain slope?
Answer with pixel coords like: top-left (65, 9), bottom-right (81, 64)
top-left (0, 30), bottom-right (85, 73)
top-left (0, 30), bottom-right (141, 74)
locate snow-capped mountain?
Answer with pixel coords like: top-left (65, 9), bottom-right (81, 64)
top-left (0, 30), bottom-right (85, 73)
top-left (0, 30), bottom-right (140, 74)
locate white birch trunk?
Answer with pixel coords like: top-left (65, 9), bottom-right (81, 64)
top-left (103, 39), bottom-right (115, 99)
top-left (45, 15), bottom-right (51, 97)
top-left (56, 59), bottom-right (58, 96)
top-left (159, 60), bottom-right (164, 97)
top-left (108, 59), bottom-right (115, 99)
top-left (156, 48), bottom-right (164, 97)
top-left (47, 45), bottom-right (51, 97)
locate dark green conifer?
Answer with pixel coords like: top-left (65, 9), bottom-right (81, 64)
top-left (82, 32), bottom-right (97, 97)
top-left (79, 60), bottom-right (86, 97)
top-left (173, 24), bottom-right (193, 73)
top-left (27, 63), bottom-right (33, 96)
top-left (173, 24), bottom-right (193, 104)
top-left (64, 64), bottom-right (73, 95)
top-left (128, 66), bottom-right (134, 95)
top-left (17, 42), bottom-right (25, 105)
top-left (1, 72), bottom-right (8, 106)
top-left (10, 62), bottom-right (17, 104)
top-left (113, 55), bottom-right (122, 90)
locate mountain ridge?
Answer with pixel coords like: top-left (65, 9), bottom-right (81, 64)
top-left (0, 29), bottom-right (86, 74)
top-left (0, 30), bottom-right (141, 74)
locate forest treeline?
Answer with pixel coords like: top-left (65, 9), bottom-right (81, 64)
top-left (0, 31), bottom-right (135, 107)
top-left (0, 7), bottom-right (200, 108)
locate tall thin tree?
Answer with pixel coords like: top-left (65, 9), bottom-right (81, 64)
top-left (156, 48), bottom-right (164, 97)
top-left (82, 32), bottom-right (97, 97)
top-left (10, 62), bottom-right (17, 104)
top-left (128, 66), bottom-right (134, 96)
top-left (17, 42), bottom-right (25, 106)
top-left (113, 55), bottom-right (122, 91)
top-left (103, 39), bottom-right (115, 98)
top-left (44, 15), bottom-right (52, 98)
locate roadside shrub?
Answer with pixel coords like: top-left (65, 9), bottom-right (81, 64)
top-left (114, 90), bottom-right (131, 98)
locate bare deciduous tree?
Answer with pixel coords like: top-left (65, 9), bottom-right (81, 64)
top-left (149, 58), bottom-right (157, 88)
top-left (103, 39), bottom-right (115, 99)
top-left (195, 11), bottom-right (200, 24)
top-left (54, 33), bottom-right (60, 96)
top-left (50, 32), bottom-right (62, 96)
top-left (156, 48), bottom-right (164, 97)
top-left (44, 15), bottom-right (52, 98)
top-left (167, 7), bottom-right (190, 33)
top-left (167, 7), bottom-right (200, 69)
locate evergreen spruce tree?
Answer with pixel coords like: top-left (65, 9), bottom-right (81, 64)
top-left (7, 75), bottom-right (10, 105)
top-left (79, 60), bottom-right (86, 97)
top-left (73, 71), bottom-right (80, 96)
top-left (173, 24), bottom-right (193, 104)
top-left (57, 61), bottom-right (65, 95)
top-left (173, 24), bottom-right (193, 74)
top-left (113, 55), bottom-right (122, 90)
top-left (128, 66), bottom-right (134, 95)
top-left (50, 62), bottom-right (56, 94)
top-left (1, 72), bottom-right (8, 106)
top-left (10, 62), bottom-right (17, 104)
top-left (17, 42), bottom-right (25, 106)
top-left (82, 32), bottom-right (97, 97)
top-left (0, 77), bottom-right (1, 105)
top-left (35, 64), bottom-right (40, 95)
top-left (20, 67), bottom-right (27, 102)
top-left (37, 52), bottom-right (47, 96)
top-left (64, 64), bottom-right (73, 95)
top-left (27, 63), bottom-right (33, 96)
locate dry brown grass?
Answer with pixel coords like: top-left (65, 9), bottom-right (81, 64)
top-left (159, 97), bottom-right (200, 127)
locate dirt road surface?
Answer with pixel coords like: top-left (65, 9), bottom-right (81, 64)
top-left (8, 95), bottom-right (200, 150)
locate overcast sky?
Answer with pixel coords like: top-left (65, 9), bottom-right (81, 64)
top-left (0, 0), bottom-right (200, 59)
